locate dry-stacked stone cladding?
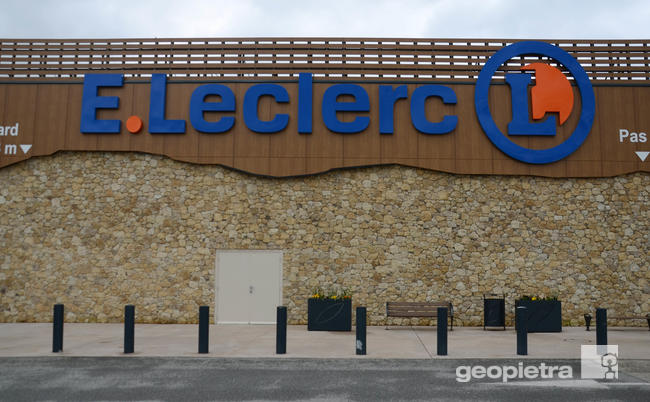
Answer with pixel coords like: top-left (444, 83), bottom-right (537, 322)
top-left (1, 152), bottom-right (647, 326)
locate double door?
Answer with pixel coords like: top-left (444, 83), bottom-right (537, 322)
top-left (215, 250), bottom-right (282, 324)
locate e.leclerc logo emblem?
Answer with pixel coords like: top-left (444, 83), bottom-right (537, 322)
top-left (475, 41), bottom-right (595, 164)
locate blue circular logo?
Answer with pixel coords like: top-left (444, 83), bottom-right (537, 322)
top-left (474, 41), bottom-right (595, 164)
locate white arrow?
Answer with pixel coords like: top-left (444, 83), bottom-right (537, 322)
top-left (19, 144), bottom-right (32, 154)
top-left (636, 151), bottom-right (649, 162)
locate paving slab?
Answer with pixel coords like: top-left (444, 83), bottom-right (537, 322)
top-left (0, 323), bottom-right (648, 359)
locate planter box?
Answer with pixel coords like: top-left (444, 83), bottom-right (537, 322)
top-left (307, 298), bottom-right (352, 331)
top-left (515, 300), bottom-right (562, 332)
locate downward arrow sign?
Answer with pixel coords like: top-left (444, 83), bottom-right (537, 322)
top-left (636, 151), bottom-right (649, 162)
top-left (20, 144), bottom-right (32, 154)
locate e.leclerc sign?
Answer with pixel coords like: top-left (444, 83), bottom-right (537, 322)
top-left (80, 41), bottom-right (595, 165)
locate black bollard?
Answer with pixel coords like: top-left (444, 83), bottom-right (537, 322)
top-left (124, 305), bottom-right (135, 354)
top-left (198, 306), bottom-right (209, 354)
top-left (437, 307), bottom-right (448, 356)
top-left (52, 304), bottom-right (64, 353)
top-left (356, 307), bottom-right (367, 355)
top-left (596, 308), bottom-right (607, 346)
top-left (276, 306), bottom-right (287, 354)
top-left (516, 306), bottom-right (528, 356)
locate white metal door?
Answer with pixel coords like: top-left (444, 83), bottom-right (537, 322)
top-left (248, 251), bottom-right (282, 324)
top-left (216, 252), bottom-right (250, 323)
top-left (216, 250), bottom-right (282, 324)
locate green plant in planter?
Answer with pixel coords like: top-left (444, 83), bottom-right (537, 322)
top-left (309, 287), bottom-right (352, 300)
top-left (519, 295), bottom-right (559, 301)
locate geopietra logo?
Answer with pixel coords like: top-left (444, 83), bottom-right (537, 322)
top-left (475, 41), bottom-right (596, 164)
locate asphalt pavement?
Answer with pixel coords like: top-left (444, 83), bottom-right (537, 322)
top-left (1, 357), bottom-right (649, 401)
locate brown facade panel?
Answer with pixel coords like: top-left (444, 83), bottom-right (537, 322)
top-left (96, 85), bottom-right (134, 152)
top-left (268, 130), bottom-right (308, 159)
top-left (128, 84), bottom-right (163, 155)
top-left (529, 162), bottom-right (567, 178)
top-left (453, 85), bottom-right (492, 161)
top-left (343, 132), bottom-right (380, 159)
top-left (381, 131), bottom-right (419, 162)
top-left (233, 156), bottom-right (270, 176)
top-left (304, 157), bottom-right (345, 176)
top-left (455, 159), bottom-right (494, 175)
top-left (341, 158), bottom-right (382, 169)
top-left (268, 85), bottom-right (305, 159)
top-left (305, 82), bottom-right (344, 159)
top-left (379, 157), bottom-right (419, 169)
top-left (570, 112), bottom-right (602, 162)
top-left (0, 78), bottom-right (648, 176)
top-left (566, 161), bottom-right (602, 177)
top-left (198, 132), bottom-right (235, 159)
top-left (196, 155), bottom-right (235, 167)
top-left (0, 84), bottom-right (36, 167)
top-left (602, 161), bottom-right (639, 176)
top-left (0, 37), bottom-right (648, 177)
top-left (416, 158), bottom-right (456, 173)
top-left (161, 84), bottom-right (198, 158)
top-left (341, 86), bottom-right (379, 159)
top-left (266, 157), bottom-right (307, 177)
top-left (492, 159), bottom-right (531, 176)
top-left (633, 87), bottom-right (650, 171)
top-left (379, 86), bottom-right (417, 160)
top-left (486, 84), bottom-right (522, 160)
top-left (234, 129), bottom-right (270, 159)
top-left (0, 85), bottom-right (5, 123)
top-left (598, 87), bottom-right (638, 164)
top-left (33, 84), bottom-right (68, 155)
top-left (417, 130), bottom-right (456, 160)
top-left (64, 85), bottom-right (96, 151)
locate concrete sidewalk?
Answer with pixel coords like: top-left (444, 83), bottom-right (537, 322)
top-left (0, 323), bottom-right (648, 359)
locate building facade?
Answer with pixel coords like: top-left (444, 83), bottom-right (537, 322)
top-left (0, 38), bottom-right (648, 326)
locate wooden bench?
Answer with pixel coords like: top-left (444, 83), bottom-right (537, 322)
top-left (583, 313), bottom-right (650, 331)
top-left (386, 301), bottom-right (454, 331)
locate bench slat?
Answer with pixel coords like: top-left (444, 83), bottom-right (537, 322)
top-left (388, 306), bottom-right (448, 310)
top-left (386, 301), bottom-right (453, 317)
top-left (387, 312), bottom-right (441, 317)
top-left (388, 302), bottom-right (450, 307)
top-left (388, 304), bottom-right (448, 308)
top-left (388, 309), bottom-right (438, 315)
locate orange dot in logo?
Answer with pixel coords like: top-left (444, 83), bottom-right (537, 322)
top-left (126, 116), bottom-right (143, 134)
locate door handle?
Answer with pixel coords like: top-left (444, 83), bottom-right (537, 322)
top-left (249, 285), bottom-right (254, 294)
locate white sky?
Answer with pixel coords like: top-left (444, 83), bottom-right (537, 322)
top-left (0, 0), bottom-right (648, 39)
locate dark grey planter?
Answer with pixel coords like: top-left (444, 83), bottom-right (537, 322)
top-left (307, 298), bottom-right (352, 331)
top-left (515, 300), bottom-right (562, 332)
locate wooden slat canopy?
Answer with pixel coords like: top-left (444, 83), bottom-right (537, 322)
top-left (1, 37), bottom-right (648, 82)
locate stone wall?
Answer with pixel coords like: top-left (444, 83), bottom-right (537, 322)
top-left (0, 152), bottom-right (648, 326)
